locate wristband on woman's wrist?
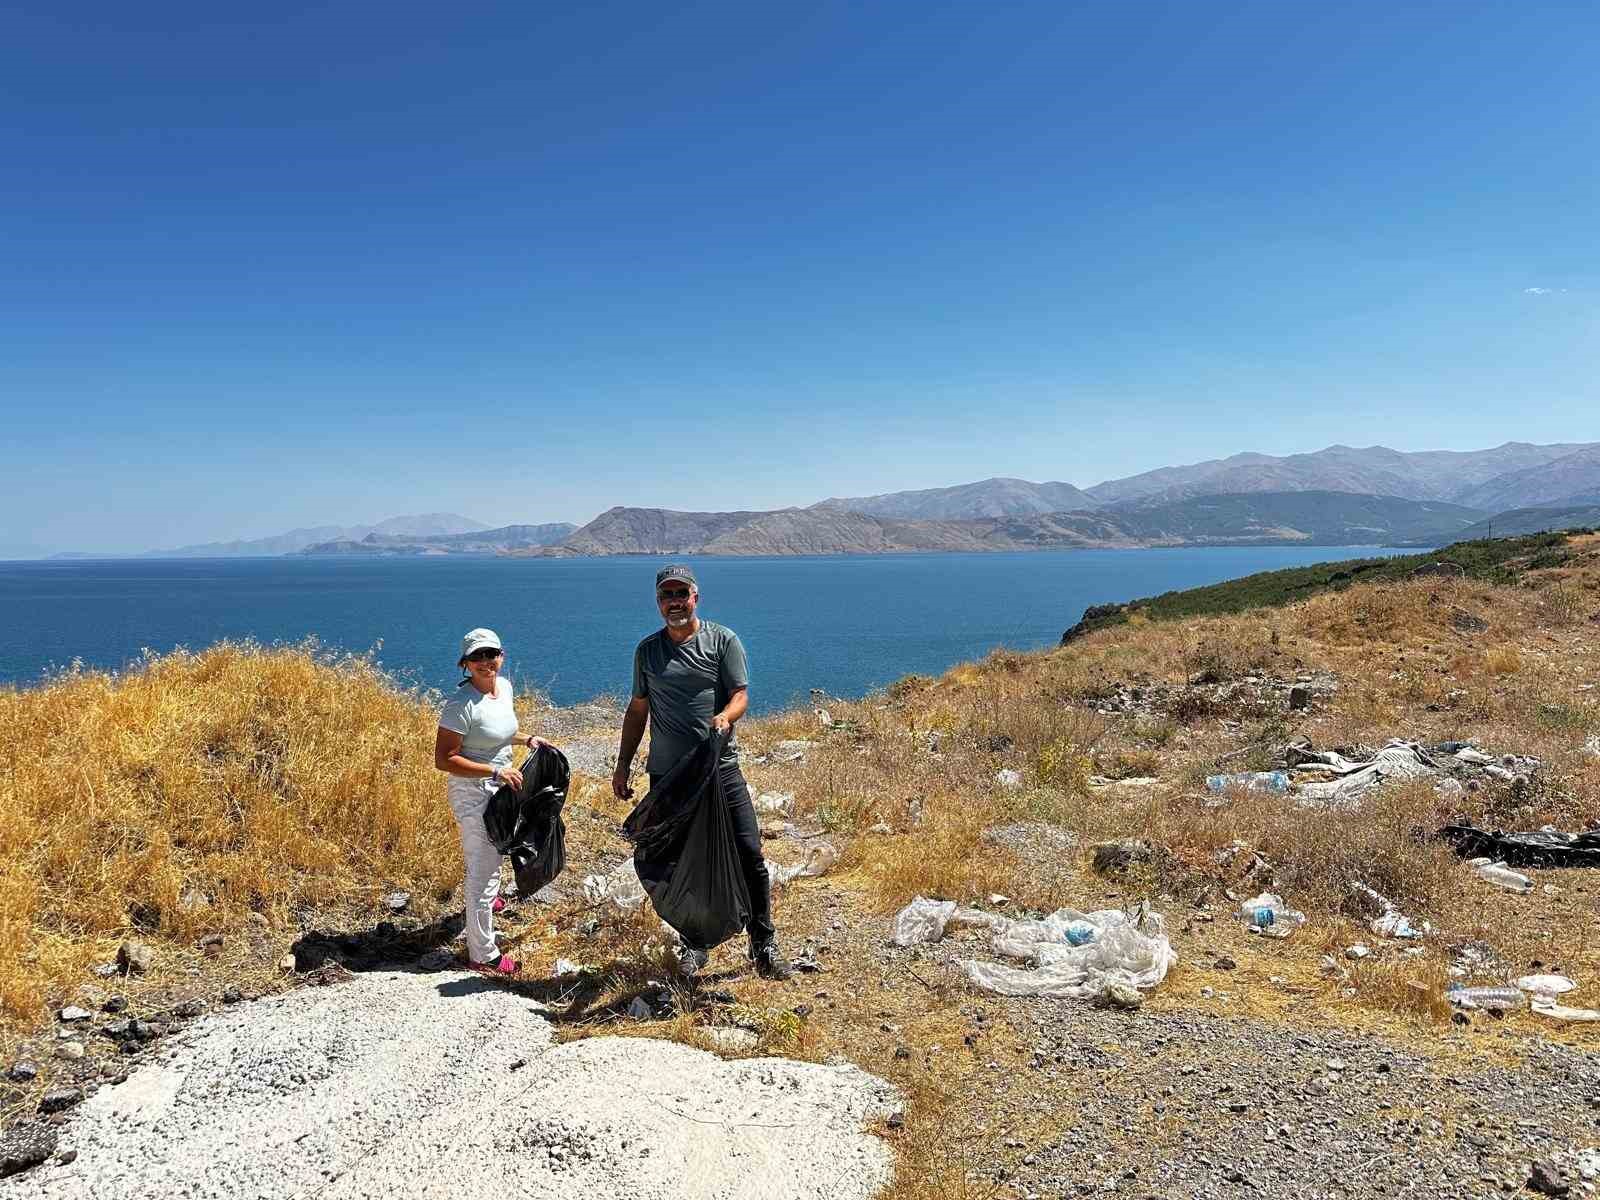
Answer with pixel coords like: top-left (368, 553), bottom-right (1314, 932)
top-left (490, 766), bottom-right (501, 783)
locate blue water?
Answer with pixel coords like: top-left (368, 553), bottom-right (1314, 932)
top-left (0, 548), bottom-right (1402, 712)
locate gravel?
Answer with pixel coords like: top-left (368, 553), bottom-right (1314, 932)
top-left (10, 966), bottom-right (897, 1200)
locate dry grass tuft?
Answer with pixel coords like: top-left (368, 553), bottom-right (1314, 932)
top-left (0, 642), bottom-right (474, 1021)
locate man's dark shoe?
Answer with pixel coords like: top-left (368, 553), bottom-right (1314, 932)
top-left (678, 945), bottom-right (710, 977)
top-left (751, 941), bottom-right (792, 981)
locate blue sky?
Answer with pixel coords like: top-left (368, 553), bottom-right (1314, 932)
top-left (2, 1), bottom-right (1595, 555)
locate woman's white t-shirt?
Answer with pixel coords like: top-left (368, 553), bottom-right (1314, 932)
top-left (438, 677), bottom-right (518, 770)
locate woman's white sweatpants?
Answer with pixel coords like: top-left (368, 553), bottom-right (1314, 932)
top-left (447, 775), bottom-right (505, 964)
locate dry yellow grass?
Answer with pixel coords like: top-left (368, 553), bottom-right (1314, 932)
top-left (0, 642), bottom-right (490, 1021)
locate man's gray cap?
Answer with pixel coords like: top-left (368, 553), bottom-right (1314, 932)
top-left (655, 564), bottom-right (698, 590)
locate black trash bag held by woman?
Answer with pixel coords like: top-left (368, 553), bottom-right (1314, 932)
top-left (621, 732), bottom-right (752, 950)
top-left (482, 744), bottom-right (569, 898)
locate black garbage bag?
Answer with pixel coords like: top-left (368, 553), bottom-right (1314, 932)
top-left (1437, 822), bottom-right (1600, 868)
top-left (621, 732), bottom-right (751, 950)
top-left (483, 744), bottom-right (570, 897)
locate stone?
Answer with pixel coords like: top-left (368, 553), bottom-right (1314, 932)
top-left (174, 998), bottom-right (205, 1020)
top-left (247, 912), bottom-right (270, 929)
top-left (1215, 957), bottom-right (1237, 971)
top-left (1092, 839), bottom-right (1157, 874)
top-left (220, 985), bottom-right (244, 1005)
top-left (384, 891), bottom-right (411, 913)
top-left (7, 1062), bottom-right (38, 1083)
top-left (1104, 983), bottom-right (1144, 1011)
top-left (102, 996), bottom-right (126, 1014)
top-left (55, 1043), bottom-right (85, 1061)
top-left (698, 1027), bottom-right (760, 1053)
top-left (1530, 1159), bottom-right (1572, 1197)
top-left (1288, 686), bottom-right (1312, 710)
top-left (58, 1006), bottom-right (92, 1023)
top-left (279, 952), bottom-right (297, 973)
top-left (1345, 944), bottom-right (1372, 960)
top-left (38, 1088), bottom-right (84, 1115)
top-left (0, 1122), bottom-right (58, 1179)
top-left (117, 939), bottom-right (153, 976)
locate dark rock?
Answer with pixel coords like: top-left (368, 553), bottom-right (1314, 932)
top-left (38, 1088), bottom-right (84, 1115)
top-left (0, 1122), bottom-right (58, 1178)
top-left (1288, 686), bottom-right (1312, 711)
top-left (1061, 602), bottom-right (1127, 645)
top-left (1092, 839), bottom-right (1161, 874)
top-left (221, 987), bottom-right (244, 1005)
top-left (100, 1019), bottom-right (133, 1040)
top-left (56, 1149), bottom-right (78, 1165)
top-left (117, 939), bottom-right (153, 976)
top-left (127, 902), bottom-right (162, 931)
top-left (375, 921), bottom-right (398, 939)
top-left (199, 933), bottom-right (224, 957)
top-left (174, 998), bottom-right (205, 1020)
top-left (6, 1062), bottom-right (38, 1084)
top-left (1530, 1159), bottom-right (1571, 1197)
top-left (886, 1110), bottom-right (905, 1130)
top-left (1215, 957), bottom-right (1237, 971)
top-left (985, 734), bottom-right (1015, 753)
top-left (102, 996), bottom-right (126, 1014)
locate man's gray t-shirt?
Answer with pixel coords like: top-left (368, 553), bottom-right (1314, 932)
top-left (632, 620), bottom-right (749, 775)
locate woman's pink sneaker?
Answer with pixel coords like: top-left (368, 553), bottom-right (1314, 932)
top-left (466, 954), bottom-right (521, 978)
top-left (492, 896), bottom-right (507, 915)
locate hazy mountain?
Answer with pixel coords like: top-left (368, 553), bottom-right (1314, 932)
top-left (812, 477), bottom-right (1100, 519)
top-left (149, 513), bottom-right (491, 557)
top-left (1084, 442), bottom-right (1596, 508)
top-left (549, 493), bottom-right (1479, 556)
top-left (1444, 505), bottom-right (1600, 543)
top-left (300, 522), bottom-right (576, 556)
top-left (1450, 446), bottom-right (1600, 513)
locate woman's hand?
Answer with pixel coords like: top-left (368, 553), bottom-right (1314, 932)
top-left (496, 766), bottom-right (525, 791)
top-left (525, 734), bottom-right (555, 751)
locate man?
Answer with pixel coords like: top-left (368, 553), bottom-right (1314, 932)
top-left (613, 564), bottom-right (791, 981)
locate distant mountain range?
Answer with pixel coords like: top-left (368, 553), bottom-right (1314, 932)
top-left (300, 523), bottom-right (577, 555)
top-left (96, 438), bottom-right (1600, 561)
top-left (148, 514), bottom-right (492, 558)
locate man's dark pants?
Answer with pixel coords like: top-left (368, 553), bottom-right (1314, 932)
top-left (649, 761), bottom-right (775, 950)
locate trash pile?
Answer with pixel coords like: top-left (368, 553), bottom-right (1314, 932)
top-left (890, 897), bottom-right (1177, 1001)
top-left (1438, 823), bottom-right (1600, 868)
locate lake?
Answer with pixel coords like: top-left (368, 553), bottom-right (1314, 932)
top-left (0, 548), bottom-right (1403, 712)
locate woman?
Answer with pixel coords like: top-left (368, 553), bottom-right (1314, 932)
top-left (434, 627), bottom-right (553, 977)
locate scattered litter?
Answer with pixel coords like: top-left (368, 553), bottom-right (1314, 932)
top-left (995, 769), bottom-right (1023, 789)
top-left (1351, 881), bottom-right (1430, 940)
top-left (988, 894), bottom-right (1010, 907)
top-left (1438, 823), bottom-right (1600, 868)
top-left (1531, 1000), bottom-right (1600, 1023)
top-left (1063, 920), bottom-right (1098, 947)
top-left (1287, 740), bottom-right (1443, 808)
top-left (1345, 944), bottom-right (1372, 961)
top-left (959, 905), bottom-right (1177, 1000)
top-left (1448, 940), bottom-right (1500, 979)
top-left (767, 842), bottom-right (838, 885)
top-left (890, 897), bottom-right (1002, 947)
top-left (1515, 974), bottom-right (1576, 997)
top-left (754, 792), bottom-right (795, 816)
top-left (1447, 985), bottom-right (1528, 1011)
top-left (1206, 771), bottom-right (1288, 795)
top-left (553, 958), bottom-right (582, 977)
top-left (1237, 893), bottom-right (1306, 938)
top-left (1467, 858), bottom-right (1533, 893)
top-left (1089, 775), bottom-right (1159, 790)
top-left (580, 863), bottom-right (648, 911)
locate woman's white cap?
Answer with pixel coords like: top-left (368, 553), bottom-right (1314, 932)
top-left (460, 628), bottom-right (502, 658)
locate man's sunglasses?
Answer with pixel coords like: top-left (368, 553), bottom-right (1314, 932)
top-left (657, 587), bottom-right (692, 601)
top-left (465, 648), bottom-right (502, 663)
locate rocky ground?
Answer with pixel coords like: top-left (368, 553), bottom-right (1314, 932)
top-left (5, 689), bottom-right (1600, 1200)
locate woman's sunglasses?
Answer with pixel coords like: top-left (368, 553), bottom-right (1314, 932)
top-left (466, 648), bottom-right (502, 663)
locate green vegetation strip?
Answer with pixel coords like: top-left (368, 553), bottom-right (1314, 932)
top-left (1061, 530), bottom-right (1590, 642)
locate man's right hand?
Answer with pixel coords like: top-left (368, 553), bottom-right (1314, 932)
top-left (612, 767), bottom-right (634, 801)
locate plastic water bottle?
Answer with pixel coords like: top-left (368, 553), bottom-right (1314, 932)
top-left (1468, 858), bottom-right (1533, 893)
top-left (1447, 985), bottom-right (1528, 1011)
top-left (1252, 909), bottom-right (1276, 931)
top-left (1063, 921), bottom-right (1098, 947)
top-left (1238, 893), bottom-right (1307, 935)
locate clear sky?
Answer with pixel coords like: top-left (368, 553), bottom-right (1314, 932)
top-left (3, 1), bottom-right (1596, 556)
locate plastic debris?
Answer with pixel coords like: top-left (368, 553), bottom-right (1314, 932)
top-left (1345, 944), bottom-right (1372, 960)
top-left (958, 905), bottom-right (1176, 1000)
top-left (1468, 858), bottom-right (1533, 893)
top-left (1515, 973), bottom-right (1576, 997)
top-left (1531, 1000), bottom-right (1600, 1023)
top-left (995, 769), bottom-right (1023, 789)
top-left (1351, 881), bottom-right (1430, 940)
top-left (1237, 893), bottom-right (1307, 938)
top-left (1205, 771), bottom-right (1288, 794)
top-left (1446, 985), bottom-right (1528, 1011)
top-left (1439, 823), bottom-right (1600, 868)
top-left (890, 897), bottom-right (1002, 947)
top-left (767, 842), bottom-right (838, 885)
top-left (1063, 920), bottom-right (1098, 947)
top-left (580, 862), bottom-right (648, 911)
top-left (1289, 740), bottom-right (1441, 809)
top-left (754, 791), bottom-right (795, 816)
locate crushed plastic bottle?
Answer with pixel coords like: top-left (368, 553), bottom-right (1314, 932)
top-left (1238, 893), bottom-right (1307, 938)
top-left (1446, 985), bottom-right (1528, 1011)
top-left (1467, 858), bottom-right (1533, 893)
top-left (1206, 771), bottom-right (1289, 795)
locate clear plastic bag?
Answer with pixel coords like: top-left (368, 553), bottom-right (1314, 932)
top-left (890, 897), bottom-right (1003, 947)
top-left (959, 906), bottom-right (1176, 999)
top-left (580, 862), bottom-right (648, 911)
top-left (768, 842), bottom-right (838, 885)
